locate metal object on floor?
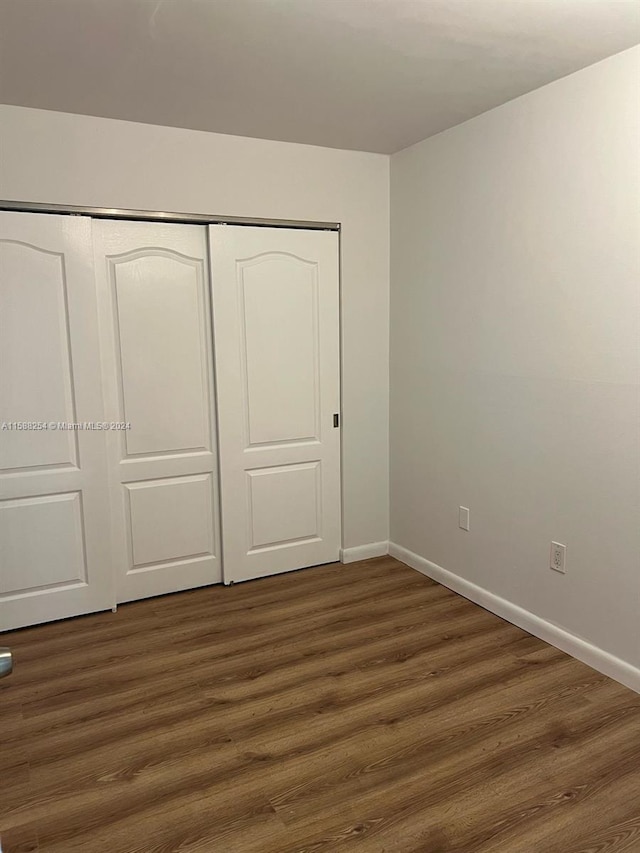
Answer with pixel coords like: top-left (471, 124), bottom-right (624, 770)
top-left (0, 648), bottom-right (13, 678)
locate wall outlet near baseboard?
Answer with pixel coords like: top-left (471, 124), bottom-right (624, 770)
top-left (550, 541), bottom-right (566, 573)
top-left (459, 506), bottom-right (470, 531)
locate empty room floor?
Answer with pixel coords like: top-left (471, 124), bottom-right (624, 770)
top-left (2, 557), bottom-right (639, 853)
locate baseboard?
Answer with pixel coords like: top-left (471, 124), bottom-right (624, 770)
top-left (388, 542), bottom-right (640, 694)
top-left (340, 541), bottom-right (389, 564)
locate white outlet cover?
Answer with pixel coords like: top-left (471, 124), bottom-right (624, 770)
top-left (459, 506), bottom-right (470, 532)
top-left (550, 541), bottom-right (566, 573)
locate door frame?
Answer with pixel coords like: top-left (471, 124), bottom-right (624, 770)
top-left (0, 201), bottom-right (346, 584)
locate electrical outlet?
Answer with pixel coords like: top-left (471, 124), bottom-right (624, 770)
top-left (550, 541), bottom-right (566, 574)
top-left (459, 506), bottom-right (470, 531)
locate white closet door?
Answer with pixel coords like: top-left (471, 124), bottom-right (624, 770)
top-left (210, 225), bottom-right (341, 584)
top-left (92, 220), bottom-right (222, 603)
top-left (0, 212), bottom-right (113, 630)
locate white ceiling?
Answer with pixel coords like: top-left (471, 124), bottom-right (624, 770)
top-left (0, 0), bottom-right (638, 154)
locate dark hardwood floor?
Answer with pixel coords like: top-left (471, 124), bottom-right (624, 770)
top-left (1, 557), bottom-right (639, 853)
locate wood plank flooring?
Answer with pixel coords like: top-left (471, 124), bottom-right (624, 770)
top-left (1, 556), bottom-right (639, 853)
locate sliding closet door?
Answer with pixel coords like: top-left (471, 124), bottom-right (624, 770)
top-left (210, 225), bottom-right (341, 584)
top-left (0, 212), bottom-right (113, 630)
top-left (93, 220), bottom-right (221, 603)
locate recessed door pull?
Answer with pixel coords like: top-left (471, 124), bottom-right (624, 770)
top-left (333, 413), bottom-right (340, 428)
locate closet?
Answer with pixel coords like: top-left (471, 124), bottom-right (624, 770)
top-left (0, 210), bottom-right (341, 630)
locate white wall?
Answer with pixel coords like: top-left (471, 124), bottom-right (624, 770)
top-left (0, 105), bottom-right (390, 551)
top-left (390, 46), bottom-right (640, 676)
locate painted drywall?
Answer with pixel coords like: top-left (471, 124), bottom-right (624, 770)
top-left (0, 105), bottom-right (390, 551)
top-left (390, 46), bottom-right (640, 670)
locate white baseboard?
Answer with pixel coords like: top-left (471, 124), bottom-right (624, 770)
top-left (389, 542), bottom-right (640, 694)
top-left (340, 541), bottom-right (389, 564)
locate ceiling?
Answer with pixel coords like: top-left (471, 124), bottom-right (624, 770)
top-left (0, 0), bottom-right (638, 154)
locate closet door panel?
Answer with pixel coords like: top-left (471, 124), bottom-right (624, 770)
top-left (125, 474), bottom-right (215, 568)
top-left (111, 251), bottom-right (210, 456)
top-left (210, 226), bottom-right (341, 584)
top-left (240, 254), bottom-right (319, 444)
top-left (93, 220), bottom-right (221, 603)
top-left (0, 212), bottom-right (113, 630)
top-left (0, 240), bottom-right (78, 470)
